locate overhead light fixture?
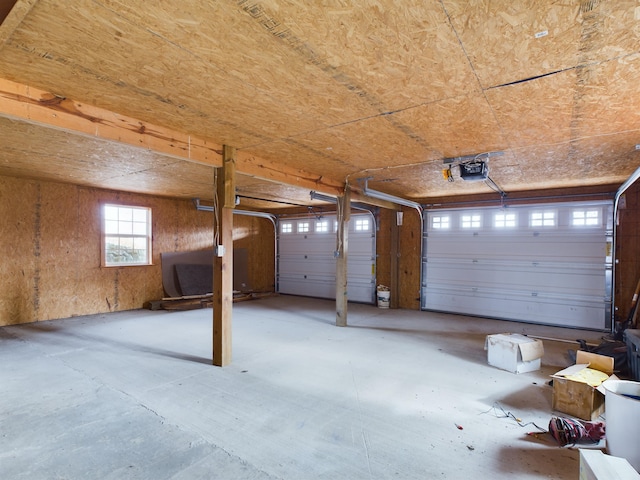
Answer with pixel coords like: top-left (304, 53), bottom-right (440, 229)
top-left (360, 178), bottom-right (422, 212)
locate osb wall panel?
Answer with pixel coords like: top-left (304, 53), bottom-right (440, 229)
top-left (0, 176), bottom-right (38, 324)
top-left (233, 216), bottom-right (276, 292)
top-left (615, 182), bottom-right (640, 324)
top-left (375, 209), bottom-right (392, 292)
top-left (397, 207), bottom-right (422, 310)
top-left (0, 174), bottom-right (274, 326)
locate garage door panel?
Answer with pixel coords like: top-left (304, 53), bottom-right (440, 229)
top-left (423, 201), bottom-right (612, 329)
top-left (425, 287), bottom-right (604, 329)
top-left (278, 213), bottom-right (376, 303)
top-left (427, 260), bottom-right (606, 291)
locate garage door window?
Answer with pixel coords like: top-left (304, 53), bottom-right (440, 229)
top-left (297, 221), bottom-right (310, 233)
top-left (355, 218), bottom-right (371, 231)
top-left (281, 222), bottom-right (293, 233)
top-left (461, 214), bottom-right (481, 229)
top-left (432, 215), bottom-right (450, 229)
top-left (494, 212), bottom-right (516, 228)
top-left (572, 209), bottom-right (600, 227)
top-left (531, 211), bottom-right (556, 227)
top-left (316, 220), bottom-right (330, 233)
top-left (103, 204), bottom-right (152, 266)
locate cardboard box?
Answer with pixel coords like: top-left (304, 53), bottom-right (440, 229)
top-left (485, 333), bottom-right (544, 374)
top-left (579, 449), bottom-right (640, 480)
top-left (551, 351), bottom-right (618, 421)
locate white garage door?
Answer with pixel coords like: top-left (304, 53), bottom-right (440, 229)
top-left (422, 201), bottom-right (613, 329)
top-left (277, 213), bottom-right (376, 303)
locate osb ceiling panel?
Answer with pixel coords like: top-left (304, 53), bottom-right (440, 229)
top-left (0, 0), bottom-right (639, 211)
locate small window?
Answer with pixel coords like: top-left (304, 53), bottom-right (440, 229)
top-left (103, 204), bottom-right (152, 266)
top-left (316, 220), bottom-right (329, 233)
top-left (281, 222), bottom-right (293, 233)
top-left (432, 215), bottom-right (450, 229)
top-left (494, 212), bottom-right (516, 228)
top-left (355, 218), bottom-right (370, 231)
top-left (531, 211), bottom-right (555, 227)
top-left (572, 209), bottom-right (600, 226)
top-left (461, 214), bottom-right (481, 229)
top-left (297, 222), bottom-right (310, 233)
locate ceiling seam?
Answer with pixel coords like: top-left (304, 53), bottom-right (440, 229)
top-left (235, 0), bottom-right (433, 151)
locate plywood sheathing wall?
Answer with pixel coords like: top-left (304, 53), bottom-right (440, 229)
top-left (0, 174), bottom-right (275, 326)
top-left (616, 181), bottom-right (640, 323)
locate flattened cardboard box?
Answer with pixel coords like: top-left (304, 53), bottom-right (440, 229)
top-left (485, 333), bottom-right (544, 374)
top-left (552, 351), bottom-right (618, 421)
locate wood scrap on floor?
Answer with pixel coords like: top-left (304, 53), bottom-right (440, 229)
top-left (145, 291), bottom-right (277, 311)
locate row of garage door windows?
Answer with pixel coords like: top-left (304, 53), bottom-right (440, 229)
top-left (278, 208), bottom-right (601, 235)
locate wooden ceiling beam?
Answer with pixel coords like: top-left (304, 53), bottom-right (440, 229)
top-left (0, 77), bottom-right (346, 196)
top-left (0, 77), bottom-right (221, 166)
top-left (237, 151), bottom-right (345, 197)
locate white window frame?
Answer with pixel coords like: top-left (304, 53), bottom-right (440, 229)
top-left (297, 221), bottom-right (310, 233)
top-left (530, 210), bottom-right (556, 227)
top-left (572, 209), bottom-right (600, 227)
top-left (316, 220), bottom-right (329, 233)
top-left (432, 215), bottom-right (450, 229)
top-left (461, 214), bottom-right (481, 229)
top-left (281, 222), bottom-right (293, 234)
top-left (103, 204), bottom-right (152, 267)
top-left (494, 212), bottom-right (517, 228)
top-left (354, 218), bottom-right (371, 232)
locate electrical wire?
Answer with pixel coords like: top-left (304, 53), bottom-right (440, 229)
top-left (481, 402), bottom-right (548, 433)
top-left (213, 168), bottom-right (220, 248)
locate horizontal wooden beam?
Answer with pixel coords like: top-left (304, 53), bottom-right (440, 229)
top-left (350, 191), bottom-right (401, 211)
top-left (0, 77), bottom-right (346, 196)
top-left (237, 151), bottom-right (345, 197)
top-left (0, 78), bottom-right (221, 166)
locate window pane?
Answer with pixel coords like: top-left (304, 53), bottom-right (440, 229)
top-left (355, 218), bottom-right (370, 231)
top-left (316, 221), bottom-right (329, 232)
top-left (132, 221), bottom-right (147, 235)
top-left (132, 208), bottom-right (148, 222)
top-left (118, 220), bottom-right (133, 235)
top-left (104, 205), bottom-right (119, 221)
top-left (119, 208), bottom-right (133, 222)
top-left (105, 220), bottom-right (119, 234)
top-left (432, 216), bottom-right (449, 229)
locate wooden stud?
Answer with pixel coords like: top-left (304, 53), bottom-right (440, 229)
top-left (335, 185), bottom-right (350, 327)
top-left (213, 145), bottom-right (235, 366)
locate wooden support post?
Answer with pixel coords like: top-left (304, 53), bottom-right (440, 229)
top-left (336, 185), bottom-right (351, 327)
top-left (213, 145), bottom-right (236, 366)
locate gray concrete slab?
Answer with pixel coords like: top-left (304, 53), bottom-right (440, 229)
top-left (0, 296), bottom-right (607, 479)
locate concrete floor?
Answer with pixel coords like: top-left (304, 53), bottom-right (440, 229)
top-left (0, 295), bottom-right (608, 479)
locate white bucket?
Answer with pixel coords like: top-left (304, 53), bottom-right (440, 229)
top-left (377, 289), bottom-right (390, 308)
top-left (603, 380), bottom-right (640, 471)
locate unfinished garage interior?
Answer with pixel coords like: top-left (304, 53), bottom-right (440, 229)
top-left (2, 0), bottom-right (640, 478)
